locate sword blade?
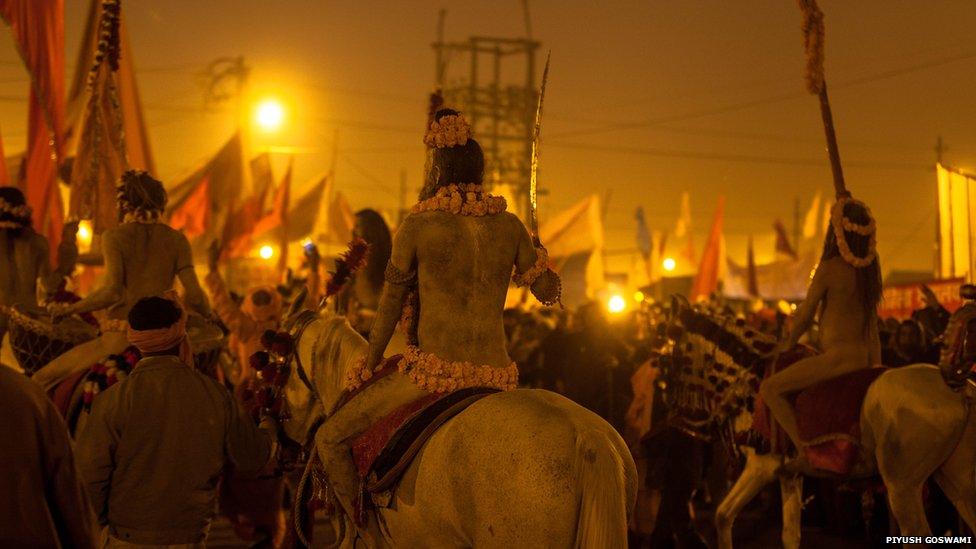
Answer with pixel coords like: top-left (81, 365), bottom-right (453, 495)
top-left (529, 51), bottom-right (551, 245)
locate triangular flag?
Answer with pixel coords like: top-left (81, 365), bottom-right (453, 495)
top-left (773, 220), bottom-right (798, 260)
top-left (169, 175), bottom-right (211, 239)
top-left (689, 197), bottom-right (725, 301)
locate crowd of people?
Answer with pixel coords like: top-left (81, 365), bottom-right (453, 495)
top-left (1, 109), bottom-right (973, 548)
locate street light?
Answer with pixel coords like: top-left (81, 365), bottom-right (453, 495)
top-left (662, 257), bottom-right (677, 272)
top-left (254, 99), bottom-right (284, 132)
top-left (259, 245), bottom-right (275, 260)
top-left (77, 220), bottom-right (93, 253)
top-left (607, 294), bottom-right (626, 314)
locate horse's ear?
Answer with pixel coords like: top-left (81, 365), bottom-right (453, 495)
top-left (287, 287), bottom-right (308, 320)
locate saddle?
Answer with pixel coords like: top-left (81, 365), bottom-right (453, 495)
top-left (343, 356), bottom-right (499, 519)
top-left (753, 360), bottom-right (888, 475)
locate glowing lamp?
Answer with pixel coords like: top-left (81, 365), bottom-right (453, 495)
top-left (259, 245), bottom-right (275, 260)
top-left (607, 295), bottom-right (626, 314)
top-left (662, 257), bottom-right (677, 272)
top-left (255, 99), bottom-right (285, 132)
top-left (633, 291), bottom-right (645, 303)
top-left (77, 220), bottom-right (93, 251)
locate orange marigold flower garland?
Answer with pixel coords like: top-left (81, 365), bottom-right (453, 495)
top-left (830, 197), bottom-right (877, 268)
top-left (412, 184), bottom-right (507, 217)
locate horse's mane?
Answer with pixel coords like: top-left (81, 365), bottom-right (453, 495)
top-left (305, 313), bottom-right (369, 414)
top-left (668, 307), bottom-right (778, 432)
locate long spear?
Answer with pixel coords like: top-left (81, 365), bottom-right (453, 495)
top-left (798, 0), bottom-right (849, 198)
top-left (529, 50), bottom-right (551, 246)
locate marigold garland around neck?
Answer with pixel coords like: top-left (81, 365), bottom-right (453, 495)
top-left (344, 346), bottom-right (519, 393)
top-left (412, 184), bottom-right (507, 217)
top-left (423, 114), bottom-right (472, 149)
top-left (830, 197), bottom-right (877, 268)
top-left (0, 197), bottom-right (32, 229)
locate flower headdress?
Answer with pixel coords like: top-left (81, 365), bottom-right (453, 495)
top-left (423, 113), bottom-right (472, 149)
top-left (830, 197), bottom-right (877, 268)
top-left (117, 170), bottom-right (166, 224)
top-left (0, 197), bottom-right (32, 229)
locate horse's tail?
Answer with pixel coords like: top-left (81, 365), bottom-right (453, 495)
top-left (573, 429), bottom-right (629, 549)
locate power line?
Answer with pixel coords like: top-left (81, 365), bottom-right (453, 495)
top-left (547, 50), bottom-right (976, 141)
top-left (548, 142), bottom-right (930, 171)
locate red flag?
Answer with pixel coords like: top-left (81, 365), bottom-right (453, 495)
top-left (222, 154), bottom-right (273, 257)
top-left (1, 0), bottom-right (67, 261)
top-left (226, 160), bottom-right (291, 264)
top-left (166, 133), bottom-right (247, 249)
top-left (169, 175), bottom-right (211, 239)
top-left (773, 220), bottom-right (798, 260)
top-left (690, 197), bottom-right (725, 301)
top-left (746, 235), bottom-right (759, 297)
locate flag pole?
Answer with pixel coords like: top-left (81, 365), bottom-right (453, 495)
top-left (798, 0), bottom-right (848, 198)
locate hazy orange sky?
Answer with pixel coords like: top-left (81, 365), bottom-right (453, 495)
top-left (2, 0), bottom-right (975, 277)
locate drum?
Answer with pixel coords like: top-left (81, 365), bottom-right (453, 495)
top-left (6, 306), bottom-right (98, 376)
top-left (187, 315), bottom-right (226, 380)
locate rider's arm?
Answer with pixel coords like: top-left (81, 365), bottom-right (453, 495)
top-left (513, 216), bottom-right (561, 306)
top-left (62, 231), bottom-right (124, 315)
top-left (868, 313), bottom-right (882, 365)
top-left (365, 216), bottom-right (418, 368)
top-left (37, 222), bottom-right (79, 297)
top-left (784, 261), bottom-right (829, 347)
top-left (176, 234), bottom-right (212, 318)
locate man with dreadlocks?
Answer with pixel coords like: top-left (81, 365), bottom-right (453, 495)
top-left (32, 170), bottom-right (212, 392)
top-left (315, 108), bottom-right (561, 543)
top-left (760, 197), bottom-right (882, 456)
top-left (0, 186), bottom-right (78, 343)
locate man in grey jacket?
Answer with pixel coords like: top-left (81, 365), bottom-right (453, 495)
top-left (77, 296), bottom-right (276, 547)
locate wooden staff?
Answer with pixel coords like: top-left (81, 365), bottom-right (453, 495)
top-left (798, 0), bottom-right (850, 198)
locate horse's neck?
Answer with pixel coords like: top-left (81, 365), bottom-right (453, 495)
top-left (306, 315), bottom-right (369, 412)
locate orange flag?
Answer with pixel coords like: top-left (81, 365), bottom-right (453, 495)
top-left (166, 133), bottom-right (247, 250)
top-left (1, 0), bottom-right (67, 262)
top-left (227, 160), bottom-right (291, 262)
top-left (746, 235), bottom-right (759, 297)
top-left (690, 197), bottom-right (725, 301)
top-left (169, 175), bottom-right (211, 239)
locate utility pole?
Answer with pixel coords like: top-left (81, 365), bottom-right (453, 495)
top-left (935, 135), bottom-right (948, 165)
top-left (432, 25), bottom-right (540, 223)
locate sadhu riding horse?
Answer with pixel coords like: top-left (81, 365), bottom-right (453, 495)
top-left (663, 291), bottom-right (976, 549)
top-left (245, 107), bottom-right (638, 547)
top-left (23, 171), bottom-right (223, 435)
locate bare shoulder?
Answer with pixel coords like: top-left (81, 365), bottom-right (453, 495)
top-left (498, 211), bottom-right (529, 235)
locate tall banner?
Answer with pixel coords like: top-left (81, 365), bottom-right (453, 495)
top-left (1, 0), bottom-right (67, 261)
top-left (66, 0), bottom-right (154, 234)
top-left (937, 163), bottom-right (976, 281)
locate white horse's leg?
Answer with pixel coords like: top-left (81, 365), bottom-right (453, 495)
top-left (934, 408), bottom-right (976, 531)
top-left (779, 473), bottom-right (803, 549)
top-left (887, 484), bottom-right (931, 538)
top-left (715, 448), bottom-right (779, 549)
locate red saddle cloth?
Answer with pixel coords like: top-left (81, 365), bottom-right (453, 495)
top-left (753, 366), bottom-right (888, 474)
top-left (345, 355), bottom-right (498, 496)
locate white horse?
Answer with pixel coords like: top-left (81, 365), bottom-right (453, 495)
top-left (664, 303), bottom-right (976, 548)
top-left (277, 305), bottom-right (638, 548)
